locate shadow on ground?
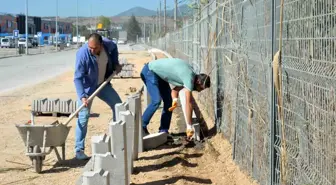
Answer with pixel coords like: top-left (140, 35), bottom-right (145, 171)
top-left (41, 157), bottom-right (89, 174)
top-left (131, 175), bottom-right (212, 185)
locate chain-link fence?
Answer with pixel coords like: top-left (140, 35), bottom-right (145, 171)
top-left (150, 0), bottom-right (336, 184)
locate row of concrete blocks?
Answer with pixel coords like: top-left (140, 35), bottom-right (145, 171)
top-left (119, 58), bottom-right (135, 66)
top-left (32, 98), bottom-right (78, 114)
top-left (120, 65), bottom-right (134, 70)
top-left (115, 70), bottom-right (134, 78)
top-left (78, 93), bottom-right (169, 185)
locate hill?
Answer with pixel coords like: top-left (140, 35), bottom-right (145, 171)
top-left (115, 4), bottom-right (193, 17)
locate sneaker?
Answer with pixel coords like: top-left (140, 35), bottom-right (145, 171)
top-left (75, 150), bottom-right (90, 160)
top-left (143, 127), bottom-right (150, 137)
top-left (158, 129), bottom-right (169, 134)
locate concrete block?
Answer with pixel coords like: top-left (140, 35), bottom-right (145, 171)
top-left (127, 93), bottom-right (143, 159)
top-left (91, 134), bottom-right (111, 155)
top-left (93, 152), bottom-right (127, 185)
top-left (119, 110), bottom-right (135, 175)
top-left (108, 120), bottom-right (128, 185)
top-left (115, 102), bottom-right (129, 121)
top-left (143, 85), bottom-right (151, 108)
top-left (82, 169), bottom-right (110, 185)
top-left (143, 132), bottom-right (168, 150)
top-left (32, 98), bottom-right (78, 114)
top-left (193, 123), bottom-right (201, 141)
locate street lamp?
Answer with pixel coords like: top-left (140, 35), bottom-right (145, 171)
top-left (76, 0), bottom-right (79, 47)
top-left (56, 0), bottom-right (58, 51)
top-left (25, 0), bottom-right (28, 54)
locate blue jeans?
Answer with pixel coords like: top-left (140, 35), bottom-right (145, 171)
top-left (75, 83), bottom-right (122, 152)
top-left (141, 64), bottom-right (172, 133)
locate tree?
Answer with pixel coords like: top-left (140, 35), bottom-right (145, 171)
top-left (126, 15), bottom-right (142, 42)
top-left (98, 16), bottom-right (111, 29)
top-left (72, 25), bottom-right (90, 39)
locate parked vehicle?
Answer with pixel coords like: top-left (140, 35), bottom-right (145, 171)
top-left (18, 38), bottom-right (33, 48)
top-left (30, 38), bottom-right (39, 47)
top-left (1, 38), bottom-right (15, 48)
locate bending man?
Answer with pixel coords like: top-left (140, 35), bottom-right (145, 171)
top-left (74, 33), bottom-right (122, 160)
top-left (140, 58), bottom-right (211, 138)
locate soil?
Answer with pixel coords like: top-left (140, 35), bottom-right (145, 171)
top-left (0, 50), bottom-right (259, 185)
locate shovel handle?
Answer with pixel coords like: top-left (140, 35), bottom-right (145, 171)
top-left (63, 72), bottom-right (116, 126)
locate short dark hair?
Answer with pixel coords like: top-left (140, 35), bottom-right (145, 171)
top-left (88, 33), bottom-right (103, 44)
top-left (196, 73), bottom-right (211, 88)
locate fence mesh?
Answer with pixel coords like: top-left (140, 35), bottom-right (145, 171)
top-left (150, 0), bottom-right (336, 184)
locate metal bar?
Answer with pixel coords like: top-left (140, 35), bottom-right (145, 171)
top-left (53, 147), bottom-right (62, 161)
top-left (42, 129), bottom-right (47, 153)
top-left (270, 0), bottom-right (277, 184)
top-left (62, 144), bottom-right (65, 160)
top-left (25, 147), bottom-right (53, 157)
top-left (63, 72), bottom-right (116, 126)
top-left (26, 130), bottom-right (30, 153)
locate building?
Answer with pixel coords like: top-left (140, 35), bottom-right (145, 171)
top-left (0, 13), bottom-right (72, 45)
top-left (0, 13), bottom-right (18, 37)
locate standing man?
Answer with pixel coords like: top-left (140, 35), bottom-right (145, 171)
top-left (141, 58), bottom-right (211, 139)
top-left (74, 33), bottom-right (122, 160)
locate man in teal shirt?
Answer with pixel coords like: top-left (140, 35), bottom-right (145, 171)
top-left (140, 58), bottom-right (211, 137)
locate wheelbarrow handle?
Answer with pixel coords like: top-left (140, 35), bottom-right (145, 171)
top-left (63, 72), bottom-right (117, 126)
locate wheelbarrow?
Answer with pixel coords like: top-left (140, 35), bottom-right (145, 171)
top-left (15, 120), bottom-right (71, 173)
top-left (15, 72), bottom-right (118, 173)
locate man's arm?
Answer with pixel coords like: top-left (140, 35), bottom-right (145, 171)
top-left (111, 42), bottom-right (122, 73)
top-left (111, 42), bottom-right (120, 65)
top-left (171, 86), bottom-right (183, 99)
top-left (184, 89), bottom-right (193, 126)
top-left (74, 51), bottom-right (87, 99)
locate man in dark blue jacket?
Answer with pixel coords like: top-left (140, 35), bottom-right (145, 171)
top-left (74, 33), bottom-right (122, 160)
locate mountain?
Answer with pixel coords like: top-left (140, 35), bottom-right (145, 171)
top-left (115, 4), bottom-right (193, 17)
top-left (115, 7), bottom-right (157, 17)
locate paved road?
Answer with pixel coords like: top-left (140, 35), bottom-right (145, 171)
top-left (0, 44), bottom-right (139, 94)
top-left (0, 50), bottom-right (77, 94)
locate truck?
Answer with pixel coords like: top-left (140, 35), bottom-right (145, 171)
top-left (118, 31), bottom-right (127, 44)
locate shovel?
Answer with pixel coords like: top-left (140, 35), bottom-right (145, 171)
top-left (63, 72), bottom-right (116, 126)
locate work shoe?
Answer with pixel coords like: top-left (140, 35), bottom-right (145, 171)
top-left (76, 150), bottom-right (90, 160)
top-left (143, 127), bottom-right (150, 137)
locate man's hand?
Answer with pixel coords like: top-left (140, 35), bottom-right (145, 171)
top-left (115, 64), bottom-right (123, 74)
top-left (168, 98), bottom-right (178, 112)
top-left (81, 98), bottom-right (89, 107)
top-left (186, 124), bottom-right (194, 141)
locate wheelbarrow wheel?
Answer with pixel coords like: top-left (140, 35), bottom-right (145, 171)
top-left (32, 146), bottom-right (43, 173)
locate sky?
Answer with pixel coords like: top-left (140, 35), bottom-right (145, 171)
top-left (0, 0), bottom-right (178, 17)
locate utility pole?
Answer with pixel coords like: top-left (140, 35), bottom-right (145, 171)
top-left (56, 0), bottom-right (58, 51)
top-left (159, 0), bottom-right (161, 35)
top-left (143, 23), bottom-right (146, 43)
top-left (164, 0), bottom-right (166, 33)
top-left (25, 0), bottom-right (28, 54)
top-left (89, 0), bottom-right (92, 33)
top-left (156, 8), bottom-right (159, 34)
top-left (76, 0), bottom-right (79, 48)
top-left (174, 0), bottom-right (177, 30)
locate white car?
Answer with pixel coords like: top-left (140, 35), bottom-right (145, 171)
top-left (18, 38), bottom-right (32, 48)
top-left (117, 40), bottom-right (126, 45)
top-left (1, 38), bottom-right (15, 48)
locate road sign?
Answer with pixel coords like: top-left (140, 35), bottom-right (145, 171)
top-left (13, 30), bottom-right (19, 38)
top-left (37, 32), bottom-right (42, 37)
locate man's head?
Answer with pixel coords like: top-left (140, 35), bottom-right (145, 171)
top-left (194, 73), bottom-right (211, 92)
top-left (88, 33), bottom-right (103, 55)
